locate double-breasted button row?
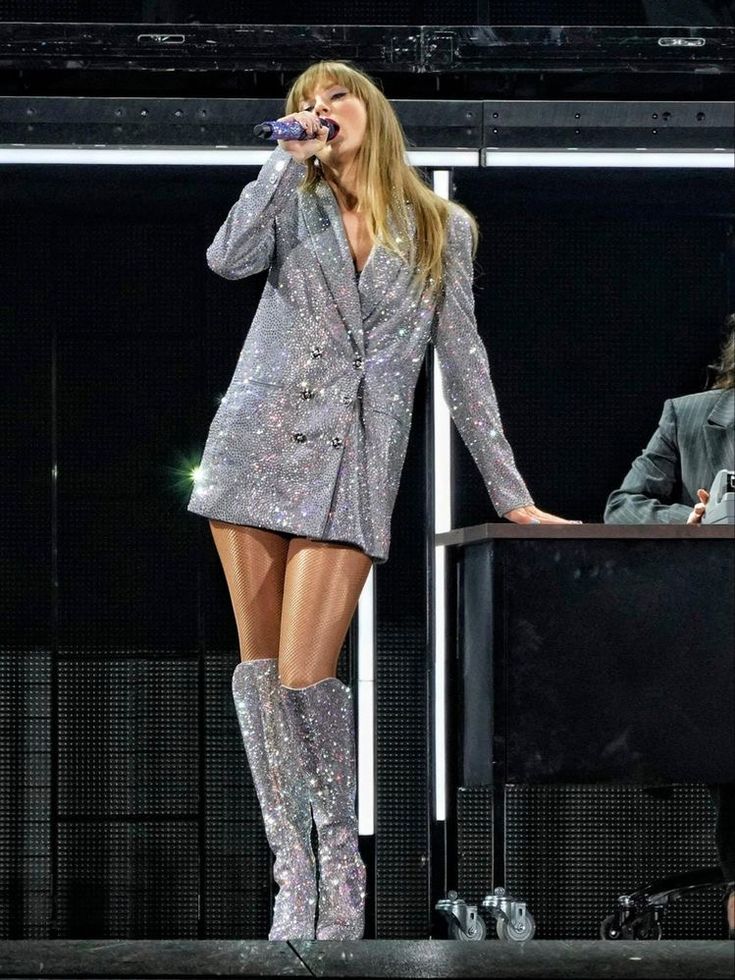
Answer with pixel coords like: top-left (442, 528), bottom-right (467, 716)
top-left (292, 432), bottom-right (344, 449)
top-left (295, 346), bottom-right (356, 447)
top-left (300, 385), bottom-right (354, 405)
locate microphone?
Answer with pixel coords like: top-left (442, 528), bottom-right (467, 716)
top-left (253, 118), bottom-right (339, 142)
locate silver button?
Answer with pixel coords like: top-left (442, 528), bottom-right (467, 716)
top-left (293, 432), bottom-right (307, 443)
top-left (331, 436), bottom-right (344, 448)
top-left (353, 356), bottom-right (363, 370)
top-left (341, 393), bottom-right (353, 405)
top-left (301, 387), bottom-right (315, 400)
top-left (311, 345), bottom-right (324, 358)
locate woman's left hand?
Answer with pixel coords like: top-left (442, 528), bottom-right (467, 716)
top-left (504, 505), bottom-right (582, 525)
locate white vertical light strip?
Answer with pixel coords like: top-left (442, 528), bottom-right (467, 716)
top-left (357, 565), bottom-right (375, 835)
top-left (432, 169), bottom-right (453, 823)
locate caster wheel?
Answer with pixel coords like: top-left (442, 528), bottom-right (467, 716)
top-left (496, 912), bottom-right (536, 942)
top-left (600, 913), bottom-right (662, 941)
top-left (631, 918), bottom-right (662, 940)
top-left (600, 914), bottom-right (624, 940)
top-left (449, 916), bottom-right (487, 941)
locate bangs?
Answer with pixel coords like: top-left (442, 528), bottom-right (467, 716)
top-left (287, 62), bottom-right (364, 110)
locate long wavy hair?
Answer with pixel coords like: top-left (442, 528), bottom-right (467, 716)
top-left (284, 60), bottom-right (478, 299)
top-left (708, 313), bottom-right (735, 390)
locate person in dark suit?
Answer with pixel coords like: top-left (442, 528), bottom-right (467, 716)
top-left (190, 59), bottom-right (576, 943)
top-left (605, 316), bottom-right (735, 935)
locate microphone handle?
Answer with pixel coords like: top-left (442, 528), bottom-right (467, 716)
top-left (253, 118), bottom-right (336, 142)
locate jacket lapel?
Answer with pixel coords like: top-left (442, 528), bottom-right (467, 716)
top-left (299, 181), bottom-right (364, 355)
top-left (704, 387), bottom-right (735, 476)
top-left (300, 179), bottom-right (418, 335)
top-left (358, 206), bottom-right (416, 323)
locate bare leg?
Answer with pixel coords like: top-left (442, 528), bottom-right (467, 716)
top-left (277, 538), bottom-right (373, 939)
top-left (278, 538), bottom-right (372, 688)
top-left (209, 519), bottom-right (316, 939)
top-left (209, 519), bottom-right (290, 661)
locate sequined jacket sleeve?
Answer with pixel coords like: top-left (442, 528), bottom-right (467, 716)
top-left (431, 207), bottom-right (534, 517)
top-left (206, 146), bottom-right (305, 280)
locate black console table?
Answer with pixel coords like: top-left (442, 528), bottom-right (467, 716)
top-left (433, 524), bottom-right (735, 893)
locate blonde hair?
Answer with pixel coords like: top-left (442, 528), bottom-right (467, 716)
top-left (284, 60), bottom-right (478, 299)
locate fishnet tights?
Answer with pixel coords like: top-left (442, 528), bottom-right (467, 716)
top-left (209, 519), bottom-right (373, 689)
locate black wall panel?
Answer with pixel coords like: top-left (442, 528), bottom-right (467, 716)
top-left (9, 2), bottom-right (729, 28)
top-left (203, 652), bottom-right (271, 939)
top-left (57, 659), bottom-right (199, 816)
top-left (458, 784), bottom-right (724, 939)
top-left (0, 2), bottom-right (661, 27)
top-left (56, 821), bottom-right (199, 938)
top-left (0, 652), bottom-right (52, 939)
top-left (504, 783), bottom-right (722, 939)
top-left (375, 364), bottom-right (432, 938)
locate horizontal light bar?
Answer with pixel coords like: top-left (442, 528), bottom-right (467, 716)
top-left (3, 146), bottom-right (728, 168)
top-left (483, 148), bottom-right (734, 168)
top-left (409, 149), bottom-right (480, 167)
top-left (0, 145), bottom-right (480, 167)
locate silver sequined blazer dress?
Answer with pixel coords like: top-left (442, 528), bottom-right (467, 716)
top-left (187, 145), bottom-right (533, 563)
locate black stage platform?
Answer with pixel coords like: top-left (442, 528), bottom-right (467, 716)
top-left (0, 939), bottom-right (733, 978)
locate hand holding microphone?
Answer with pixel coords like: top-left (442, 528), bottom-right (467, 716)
top-left (254, 111), bottom-right (337, 163)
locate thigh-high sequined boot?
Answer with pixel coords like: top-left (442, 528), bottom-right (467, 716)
top-left (231, 659), bottom-right (317, 940)
top-left (280, 678), bottom-right (366, 940)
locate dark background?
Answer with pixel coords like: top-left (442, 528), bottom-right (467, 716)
top-left (1, 0), bottom-right (733, 944)
top-left (0, 1), bottom-right (733, 26)
top-left (1, 158), bottom-right (732, 938)
top-left (451, 165), bottom-right (734, 528)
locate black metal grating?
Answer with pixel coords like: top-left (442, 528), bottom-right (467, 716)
top-left (57, 658), bottom-right (199, 817)
top-left (204, 651), bottom-right (271, 939)
top-left (374, 368), bottom-right (431, 938)
top-left (56, 820), bottom-right (199, 938)
top-left (456, 786), bottom-right (494, 913)
top-left (505, 784), bottom-right (723, 939)
top-left (0, 651), bottom-right (52, 939)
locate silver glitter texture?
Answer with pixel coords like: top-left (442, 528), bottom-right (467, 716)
top-left (280, 678), bottom-right (366, 940)
top-left (231, 659), bottom-right (317, 940)
top-left (188, 146), bottom-right (533, 561)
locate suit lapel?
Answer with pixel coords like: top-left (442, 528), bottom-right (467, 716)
top-left (301, 179), bottom-right (417, 335)
top-left (358, 241), bottom-right (409, 324)
top-left (299, 181), bottom-right (364, 355)
top-left (703, 387), bottom-right (735, 475)
top-left (358, 205), bottom-right (416, 323)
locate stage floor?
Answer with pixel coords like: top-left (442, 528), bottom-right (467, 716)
top-left (0, 939), bottom-right (733, 978)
